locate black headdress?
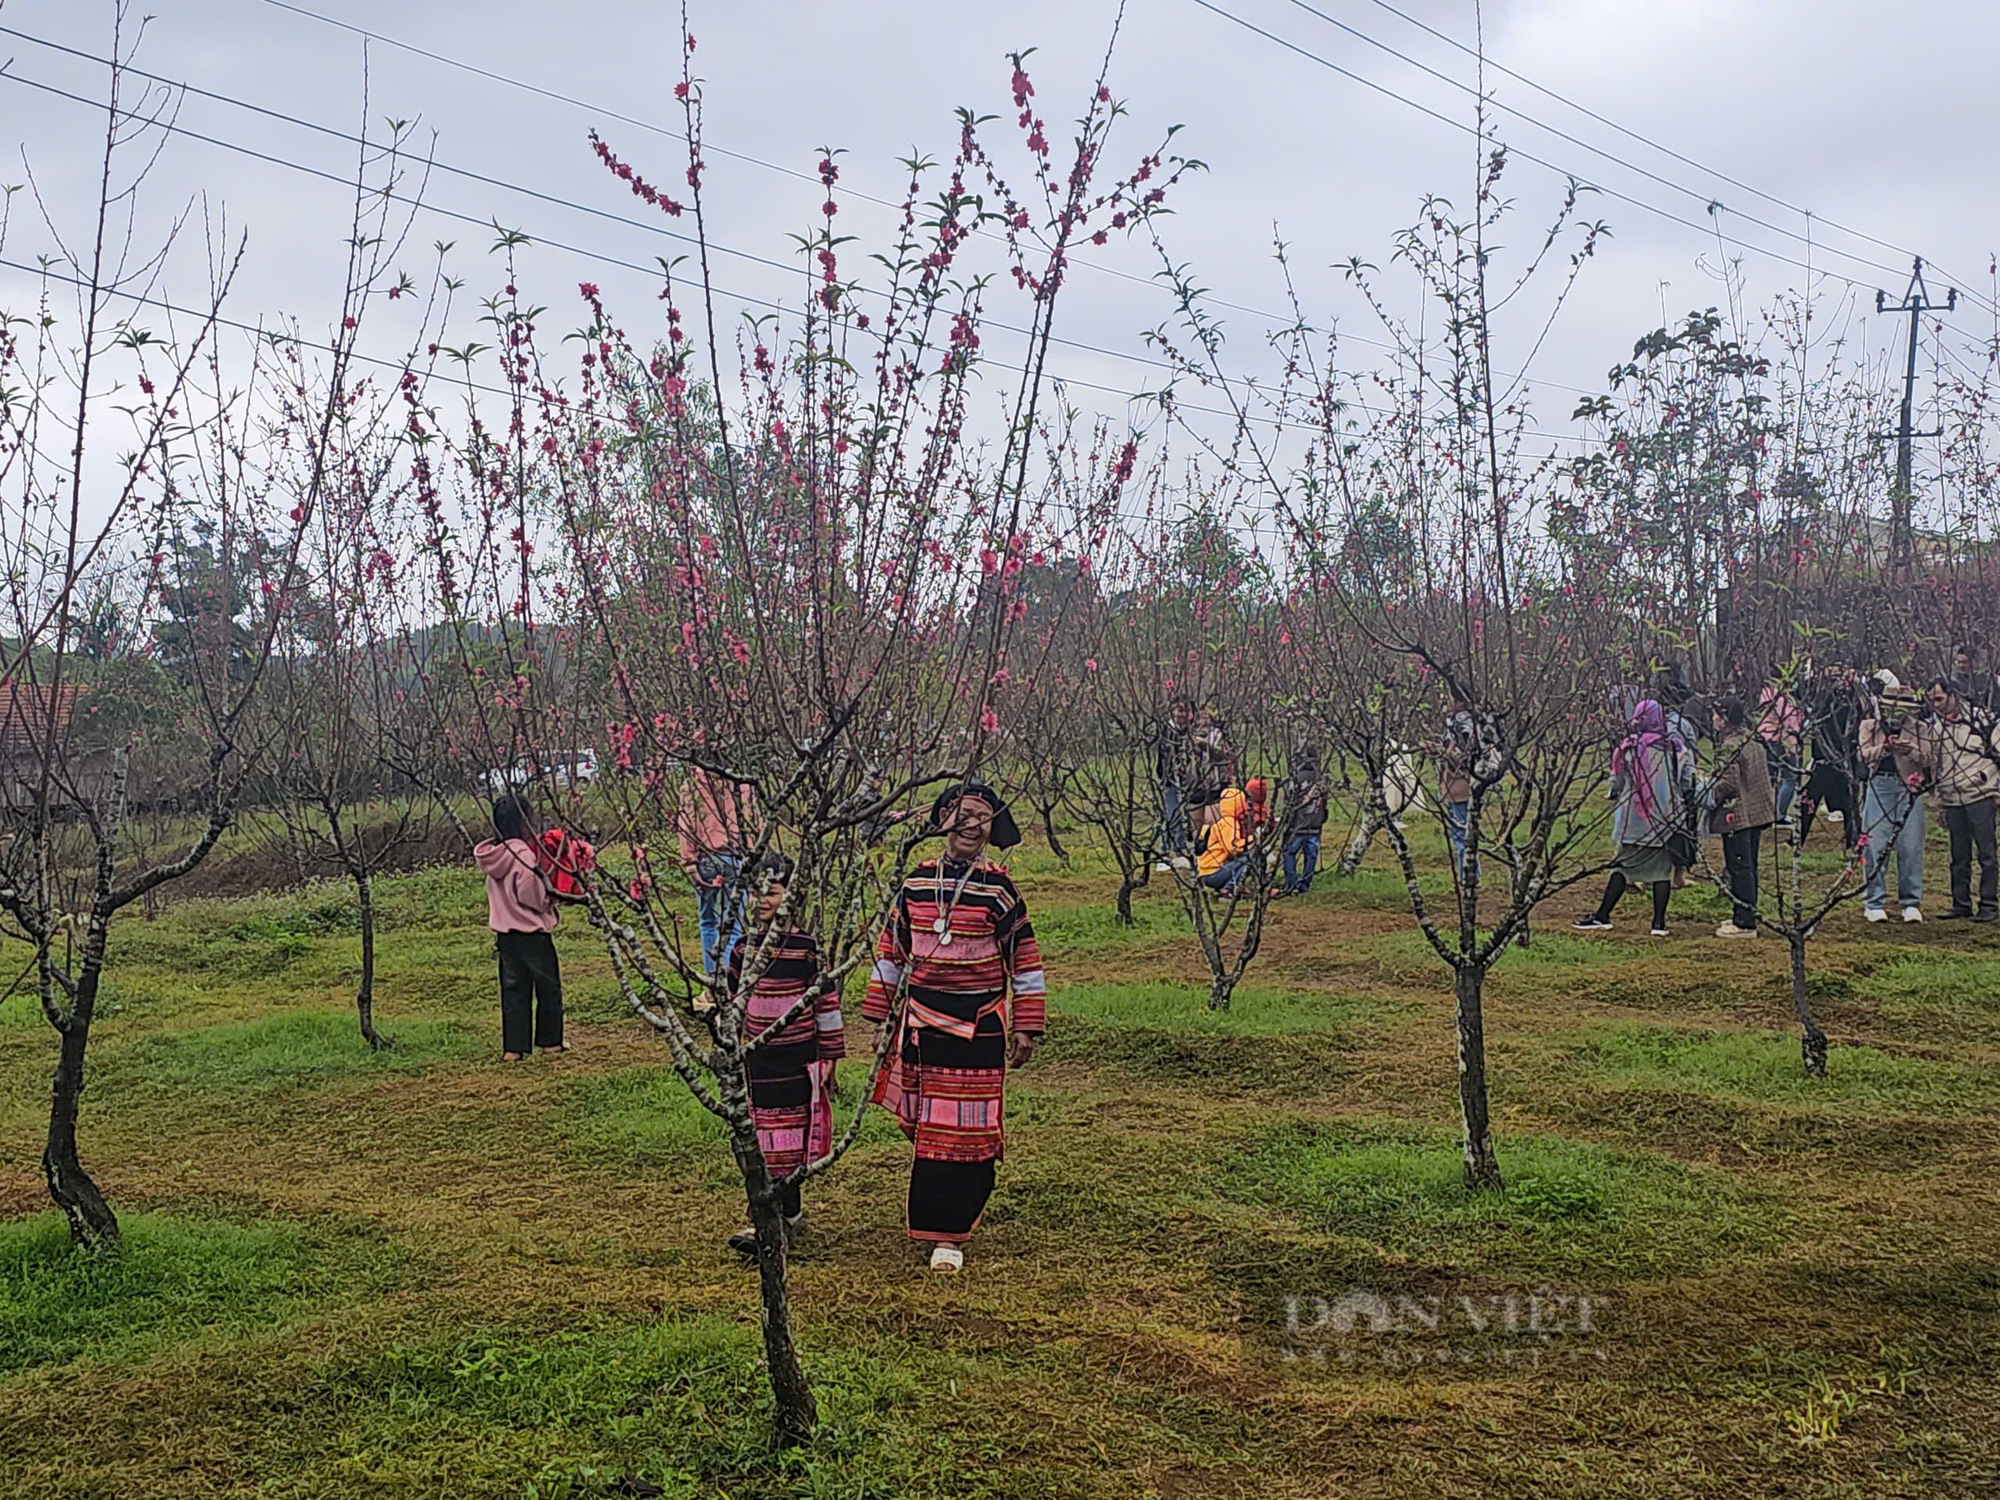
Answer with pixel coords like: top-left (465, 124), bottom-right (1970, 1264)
top-left (928, 779), bottom-right (1021, 850)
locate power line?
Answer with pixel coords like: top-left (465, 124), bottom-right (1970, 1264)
top-left (1190, 0), bottom-right (1994, 320)
top-left (236, 3), bottom-right (1315, 330)
top-left (231, 0), bottom-right (1991, 420)
top-left (0, 252), bottom-right (509, 404)
top-left (0, 218), bottom-right (1596, 481)
top-left (1276, 0), bottom-right (1927, 292)
top-left (226, 0), bottom-right (1600, 401)
top-left (0, 252), bottom-right (1554, 567)
top-left (1351, 0), bottom-right (1979, 292)
top-left (0, 55), bottom-right (1611, 454)
top-left (4, 41), bottom-right (1578, 421)
top-left (0, 66), bottom-right (1180, 410)
top-left (0, 37), bottom-right (1179, 395)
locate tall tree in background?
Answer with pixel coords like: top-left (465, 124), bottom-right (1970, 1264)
top-left (1154, 135), bottom-right (1623, 1185)
top-left (0, 7), bottom-right (369, 1241)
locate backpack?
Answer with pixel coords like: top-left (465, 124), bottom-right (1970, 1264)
top-left (540, 829), bottom-right (597, 895)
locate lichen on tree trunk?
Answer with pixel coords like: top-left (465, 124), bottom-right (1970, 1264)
top-left (715, 1046), bottom-right (818, 1446)
top-left (1454, 963), bottom-right (1503, 1191)
top-left (45, 970), bottom-right (118, 1246)
top-left (354, 864), bottom-right (387, 1051)
top-left (1789, 934), bottom-right (1828, 1077)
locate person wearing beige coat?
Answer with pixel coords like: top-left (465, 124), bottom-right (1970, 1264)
top-left (1709, 698), bottom-right (1775, 937)
top-left (1903, 679), bottom-right (2000, 921)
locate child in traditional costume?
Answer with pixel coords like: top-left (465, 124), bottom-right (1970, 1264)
top-left (725, 854), bottom-right (844, 1253)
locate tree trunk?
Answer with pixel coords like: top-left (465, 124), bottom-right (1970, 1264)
top-left (1453, 964), bottom-right (1503, 1191)
top-left (1789, 934), bottom-right (1828, 1077)
top-left (1040, 803), bottom-right (1069, 867)
top-left (1114, 854), bottom-right (1148, 927)
top-left (1510, 846), bottom-right (1533, 949)
top-left (1206, 973), bottom-right (1236, 1012)
top-left (717, 1056), bottom-right (817, 1446)
top-left (45, 971), bottom-right (117, 1246)
top-left (286, 818), bottom-right (310, 884)
top-left (1337, 810), bottom-right (1380, 877)
top-left (354, 865), bottom-right (386, 1051)
top-left (747, 1171), bottom-right (816, 1448)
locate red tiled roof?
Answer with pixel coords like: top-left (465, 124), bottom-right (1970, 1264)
top-left (0, 683), bottom-right (82, 757)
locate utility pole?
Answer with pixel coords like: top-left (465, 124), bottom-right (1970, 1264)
top-left (1876, 257), bottom-right (1955, 567)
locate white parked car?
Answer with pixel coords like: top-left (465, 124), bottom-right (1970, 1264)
top-left (483, 751), bottom-right (598, 796)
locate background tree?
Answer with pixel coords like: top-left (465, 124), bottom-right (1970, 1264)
top-left (1154, 135), bottom-right (1624, 1186)
top-left (0, 6), bottom-right (361, 1240)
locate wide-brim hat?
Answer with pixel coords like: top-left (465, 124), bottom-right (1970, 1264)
top-left (1871, 669), bottom-right (1902, 693)
top-left (930, 780), bottom-right (1021, 850)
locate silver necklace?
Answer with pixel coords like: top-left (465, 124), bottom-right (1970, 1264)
top-left (932, 858), bottom-right (976, 946)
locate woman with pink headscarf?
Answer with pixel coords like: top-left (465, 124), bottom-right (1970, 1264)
top-left (1574, 700), bottom-right (1695, 937)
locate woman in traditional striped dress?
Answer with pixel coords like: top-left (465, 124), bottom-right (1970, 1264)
top-left (725, 854), bottom-right (845, 1255)
top-left (862, 782), bottom-right (1046, 1274)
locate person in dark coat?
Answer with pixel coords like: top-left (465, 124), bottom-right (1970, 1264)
top-left (1710, 696), bottom-right (1775, 938)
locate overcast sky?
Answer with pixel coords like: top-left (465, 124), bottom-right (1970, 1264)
top-left (5, 0), bottom-right (1996, 473)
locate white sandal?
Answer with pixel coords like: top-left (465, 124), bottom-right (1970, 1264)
top-left (927, 1244), bottom-right (964, 1274)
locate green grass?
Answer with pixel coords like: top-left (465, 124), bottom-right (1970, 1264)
top-left (1576, 1024), bottom-right (1987, 1110)
top-left (3, 839), bottom-right (1998, 1497)
top-left (1221, 1120), bottom-right (1785, 1277)
top-left (559, 1063), bottom-right (733, 1180)
top-left (311, 1316), bottom-right (1080, 1500)
top-left (1354, 925), bottom-right (1654, 983)
top-left (94, 1010), bottom-right (486, 1098)
top-left (1308, 862), bottom-right (1420, 909)
top-left (1030, 898), bottom-right (1186, 959)
top-left (1861, 950), bottom-right (2000, 1010)
top-left (560, 1063), bottom-right (903, 1184)
top-left (1040, 980), bottom-right (1395, 1098)
top-left (0, 1211), bottom-right (396, 1376)
top-left (1051, 979), bottom-right (1398, 1035)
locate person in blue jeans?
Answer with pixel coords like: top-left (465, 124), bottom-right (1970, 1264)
top-left (1443, 797), bottom-right (1471, 872)
top-left (678, 765), bottom-right (753, 973)
top-left (1194, 789), bottom-right (1251, 893)
top-left (1432, 689), bottom-right (1483, 879)
top-left (1199, 854), bottom-right (1250, 893)
top-left (1858, 674), bottom-right (1925, 921)
top-left (1154, 698), bottom-right (1197, 859)
top-left (1758, 680), bottom-right (1802, 828)
top-left (1279, 741), bottom-right (1329, 895)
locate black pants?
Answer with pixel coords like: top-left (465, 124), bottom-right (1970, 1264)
top-left (905, 1015), bottom-right (1006, 1243)
top-left (748, 1038), bottom-right (817, 1220)
top-left (1592, 871), bottom-right (1670, 929)
top-left (1721, 827), bottom-right (1762, 929)
top-left (497, 930), bottom-right (564, 1054)
top-left (1944, 802), bottom-right (1999, 915)
top-left (1799, 763), bottom-right (1858, 850)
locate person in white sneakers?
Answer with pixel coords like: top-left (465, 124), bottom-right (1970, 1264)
top-left (1904, 677), bottom-right (2000, 922)
top-left (862, 783), bottom-right (1046, 1275)
top-left (1857, 672), bottom-right (1927, 924)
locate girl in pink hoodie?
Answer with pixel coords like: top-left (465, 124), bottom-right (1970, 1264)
top-left (473, 795), bottom-right (565, 1060)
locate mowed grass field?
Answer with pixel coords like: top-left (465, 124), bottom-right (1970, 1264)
top-left (1, 822), bottom-right (1997, 1498)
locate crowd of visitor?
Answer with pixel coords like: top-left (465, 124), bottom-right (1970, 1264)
top-left (1574, 657), bottom-right (2000, 936)
top-left (466, 650), bottom-right (2000, 1276)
